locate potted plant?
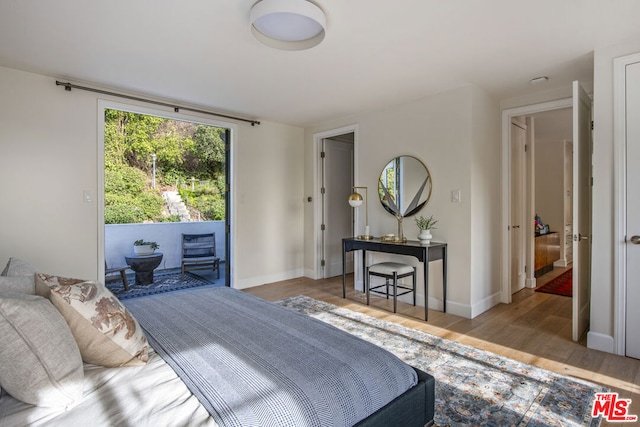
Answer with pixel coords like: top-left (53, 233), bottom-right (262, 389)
top-left (415, 215), bottom-right (438, 244)
top-left (133, 239), bottom-right (160, 256)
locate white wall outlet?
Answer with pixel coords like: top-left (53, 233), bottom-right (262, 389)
top-left (451, 190), bottom-right (461, 203)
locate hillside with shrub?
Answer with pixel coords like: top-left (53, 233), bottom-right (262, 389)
top-left (104, 109), bottom-right (226, 224)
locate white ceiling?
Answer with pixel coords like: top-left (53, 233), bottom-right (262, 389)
top-left (1, 0), bottom-right (639, 127)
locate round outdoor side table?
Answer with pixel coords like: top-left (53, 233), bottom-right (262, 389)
top-left (124, 252), bottom-right (163, 286)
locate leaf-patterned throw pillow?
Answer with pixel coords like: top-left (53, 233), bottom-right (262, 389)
top-left (36, 274), bottom-right (148, 367)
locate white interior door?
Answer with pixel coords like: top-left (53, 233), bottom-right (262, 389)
top-left (572, 81), bottom-right (593, 342)
top-left (322, 137), bottom-right (354, 278)
top-left (511, 120), bottom-right (527, 293)
top-left (625, 60), bottom-right (640, 359)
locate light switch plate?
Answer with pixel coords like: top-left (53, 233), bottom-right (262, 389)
top-left (83, 190), bottom-right (94, 203)
top-left (451, 190), bottom-right (461, 203)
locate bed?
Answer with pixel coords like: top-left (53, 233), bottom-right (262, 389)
top-left (0, 258), bottom-right (435, 427)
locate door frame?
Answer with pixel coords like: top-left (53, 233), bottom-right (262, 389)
top-left (613, 52), bottom-right (640, 355)
top-left (97, 99), bottom-right (237, 286)
top-left (500, 98), bottom-right (572, 304)
top-left (312, 124), bottom-right (359, 280)
top-left (510, 117), bottom-right (528, 294)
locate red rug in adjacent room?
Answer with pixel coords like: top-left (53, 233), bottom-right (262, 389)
top-left (535, 269), bottom-right (572, 297)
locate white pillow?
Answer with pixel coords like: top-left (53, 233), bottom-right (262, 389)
top-left (36, 274), bottom-right (149, 367)
top-left (0, 292), bottom-right (84, 407)
top-left (0, 276), bottom-right (35, 294)
top-left (1, 257), bottom-right (37, 277)
top-left (1, 258), bottom-right (36, 294)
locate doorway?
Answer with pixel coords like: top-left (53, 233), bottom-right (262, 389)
top-left (510, 118), bottom-right (527, 294)
top-left (322, 134), bottom-right (354, 278)
top-left (511, 109), bottom-right (575, 331)
top-left (524, 107), bottom-right (574, 287)
top-left (504, 101), bottom-right (573, 299)
top-left (501, 84), bottom-right (592, 342)
top-left (313, 125), bottom-right (358, 280)
top-left (98, 100), bottom-right (234, 287)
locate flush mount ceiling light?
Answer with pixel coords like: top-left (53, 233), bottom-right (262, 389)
top-left (250, 0), bottom-right (326, 51)
top-left (529, 76), bottom-right (549, 85)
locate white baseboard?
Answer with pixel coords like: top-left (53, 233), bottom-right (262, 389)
top-left (587, 331), bottom-right (616, 354)
top-left (445, 300), bottom-right (471, 318)
top-left (554, 259), bottom-right (568, 267)
top-left (234, 269), bottom-right (304, 290)
top-left (426, 296), bottom-right (444, 313)
top-left (303, 268), bottom-right (320, 280)
top-left (399, 292), bottom-right (500, 320)
top-left (471, 291), bottom-right (502, 318)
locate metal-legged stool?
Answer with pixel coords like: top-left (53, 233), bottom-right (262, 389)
top-left (366, 262), bottom-right (416, 313)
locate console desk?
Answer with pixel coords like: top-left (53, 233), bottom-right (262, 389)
top-left (342, 237), bottom-right (447, 320)
top-left (534, 232), bottom-right (560, 277)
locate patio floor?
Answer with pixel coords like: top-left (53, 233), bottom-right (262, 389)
top-left (106, 266), bottom-right (225, 299)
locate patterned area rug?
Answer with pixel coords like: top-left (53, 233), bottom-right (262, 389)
top-left (277, 295), bottom-right (605, 427)
top-left (106, 271), bottom-right (215, 300)
top-left (536, 269), bottom-right (573, 297)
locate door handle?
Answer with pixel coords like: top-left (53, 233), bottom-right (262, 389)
top-left (630, 235), bottom-right (640, 245)
top-left (574, 233), bottom-right (589, 241)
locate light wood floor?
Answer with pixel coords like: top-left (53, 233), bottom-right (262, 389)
top-left (244, 267), bottom-right (640, 425)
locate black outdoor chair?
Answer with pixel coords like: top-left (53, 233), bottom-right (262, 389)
top-left (181, 233), bottom-right (220, 280)
top-left (105, 261), bottom-right (131, 290)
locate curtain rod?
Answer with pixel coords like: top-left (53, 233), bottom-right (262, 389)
top-left (55, 81), bottom-right (261, 126)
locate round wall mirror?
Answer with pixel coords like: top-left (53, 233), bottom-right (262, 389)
top-left (378, 155), bottom-right (432, 218)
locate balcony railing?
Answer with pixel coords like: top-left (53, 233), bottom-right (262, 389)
top-left (105, 221), bottom-right (225, 271)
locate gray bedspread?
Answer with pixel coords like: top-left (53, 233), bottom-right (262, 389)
top-left (124, 287), bottom-right (417, 427)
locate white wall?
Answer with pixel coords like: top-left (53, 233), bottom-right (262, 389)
top-left (304, 84), bottom-right (501, 318)
top-left (535, 140), bottom-right (564, 233)
top-left (469, 85), bottom-right (502, 317)
top-left (234, 121), bottom-right (305, 288)
top-left (0, 67), bottom-right (98, 279)
top-left (0, 65), bottom-right (305, 288)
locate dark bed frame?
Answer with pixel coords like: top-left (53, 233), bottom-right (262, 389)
top-left (355, 367), bottom-right (435, 427)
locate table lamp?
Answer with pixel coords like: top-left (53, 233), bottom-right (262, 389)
top-left (348, 186), bottom-right (372, 239)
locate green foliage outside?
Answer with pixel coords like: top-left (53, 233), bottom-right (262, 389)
top-left (179, 184), bottom-right (225, 222)
top-left (105, 165), bottom-right (147, 195)
top-left (104, 109), bottom-right (226, 224)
